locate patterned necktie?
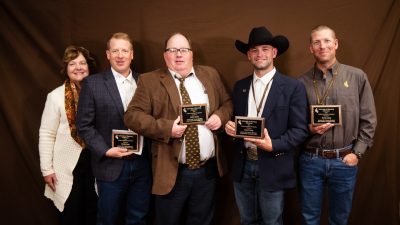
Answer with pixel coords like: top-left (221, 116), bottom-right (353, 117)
top-left (177, 75), bottom-right (201, 169)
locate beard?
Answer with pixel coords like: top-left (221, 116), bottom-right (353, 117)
top-left (253, 60), bottom-right (272, 71)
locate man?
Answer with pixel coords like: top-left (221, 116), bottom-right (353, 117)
top-left (298, 25), bottom-right (377, 225)
top-left (225, 26), bottom-right (309, 225)
top-left (124, 32), bottom-right (232, 225)
top-left (77, 32), bottom-right (151, 225)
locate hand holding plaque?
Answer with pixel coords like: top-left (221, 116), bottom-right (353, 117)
top-left (179, 104), bottom-right (208, 125)
top-left (311, 105), bottom-right (342, 125)
top-left (234, 116), bottom-right (265, 138)
top-left (112, 130), bottom-right (139, 153)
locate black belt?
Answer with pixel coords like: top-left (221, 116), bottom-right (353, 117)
top-left (179, 157), bottom-right (215, 169)
top-left (245, 146), bottom-right (286, 160)
top-left (304, 148), bottom-right (352, 159)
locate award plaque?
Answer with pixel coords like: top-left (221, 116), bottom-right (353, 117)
top-left (112, 130), bottom-right (139, 152)
top-left (179, 104), bottom-right (208, 125)
top-left (234, 116), bottom-right (265, 138)
top-left (311, 105), bottom-right (342, 125)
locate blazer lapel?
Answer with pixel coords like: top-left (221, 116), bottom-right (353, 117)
top-left (239, 76), bottom-right (252, 116)
top-left (262, 72), bottom-right (283, 119)
top-left (103, 69), bottom-right (125, 118)
top-left (159, 69), bottom-right (181, 115)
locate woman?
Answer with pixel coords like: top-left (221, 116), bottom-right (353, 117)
top-left (39, 45), bottom-right (97, 225)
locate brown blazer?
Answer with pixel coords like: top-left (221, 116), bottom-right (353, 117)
top-left (124, 65), bottom-right (232, 195)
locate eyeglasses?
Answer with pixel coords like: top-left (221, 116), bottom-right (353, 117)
top-left (68, 61), bottom-right (88, 68)
top-left (165, 48), bottom-right (192, 54)
top-left (109, 49), bottom-right (132, 56)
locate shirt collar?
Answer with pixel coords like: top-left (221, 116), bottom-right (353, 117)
top-left (169, 67), bottom-right (195, 79)
top-left (253, 67), bottom-right (276, 84)
top-left (111, 67), bottom-right (133, 83)
top-left (314, 61), bottom-right (340, 79)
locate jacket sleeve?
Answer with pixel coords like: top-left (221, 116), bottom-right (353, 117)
top-left (271, 81), bottom-right (309, 152)
top-left (76, 78), bottom-right (110, 161)
top-left (353, 72), bottom-right (377, 154)
top-left (38, 90), bottom-right (60, 176)
top-left (124, 76), bottom-right (175, 144)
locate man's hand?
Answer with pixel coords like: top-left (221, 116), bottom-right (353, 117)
top-left (171, 116), bottom-right (187, 138)
top-left (309, 123), bottom-right (334, 134)
top-left (224, 121), bottom-right (236, 137)
top-left (43, 173), bottom-right (58, 192)
top-left (342, 153), bottom-right (359, 166)
top-left (105, 147), bottom-right (134, 158)
top-left (205, 114), bottom-right (222, 130)
top-left (244, 128), bottom-right (273, 152)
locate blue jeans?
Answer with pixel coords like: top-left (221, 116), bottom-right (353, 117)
top-left (96, 158), bottom-right (151, 225)
top-left (299, 153), bottom-right (358, 225)
top-left (234, 159), bottom-right (284, 225)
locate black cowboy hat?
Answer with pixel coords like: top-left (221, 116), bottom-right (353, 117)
top-left (235, 26), bottom-right (289, 56)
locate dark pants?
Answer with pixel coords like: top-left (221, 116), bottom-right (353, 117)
top-left (61, 149), bottom-right (98, 225)
top-left (96, 157), bottom-right (152, 225)
top-left (155, 158), bottom-right (218, 225)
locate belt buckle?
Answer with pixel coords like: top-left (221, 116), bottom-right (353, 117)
top-left (321, 150), bottom-right (335, 159)
top-left (246, 147), bottom-right (258, 160)
top-left (199, 160), bottom-right (207, 167)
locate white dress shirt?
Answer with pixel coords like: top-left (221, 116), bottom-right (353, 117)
top-left (169, 68), bottom-right (215, 163)
top-left (245, 67), bottom-right (276, 149)
top-left (111, 68), bottom-right (143, 154)
top-left (112, 68), bottom-right (137, 111)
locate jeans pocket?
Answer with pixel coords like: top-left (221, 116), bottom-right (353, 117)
top-left (335, 158), bottom-right (358, 168)
top-left (300, 153), bottom-right (317, 165)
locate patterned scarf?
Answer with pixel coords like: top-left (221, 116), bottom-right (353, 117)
top-left (64, 79), bottom-right (85, 147)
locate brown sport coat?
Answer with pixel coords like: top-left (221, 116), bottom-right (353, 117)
top-left (124, 65), bottom-right (232, 195)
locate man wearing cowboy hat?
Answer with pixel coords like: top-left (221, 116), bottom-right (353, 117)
top-left (225, 26), bottom-right (309, 225)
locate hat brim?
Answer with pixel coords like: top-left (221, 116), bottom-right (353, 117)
top-left (235, 35), bottom-right (289, 56)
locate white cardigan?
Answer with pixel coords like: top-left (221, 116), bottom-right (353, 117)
top-left (39, 84), bottom-right (84, 212)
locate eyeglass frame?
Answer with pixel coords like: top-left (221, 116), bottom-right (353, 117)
top-left (164, 48), bottom-right (192, 54)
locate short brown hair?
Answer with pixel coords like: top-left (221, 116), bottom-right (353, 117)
top-left (107, 32), bottom-right (134, 50)
top-left (60, 45), bottom-right (97, 77)
top-left (310, 25), bottom-right (337, 43)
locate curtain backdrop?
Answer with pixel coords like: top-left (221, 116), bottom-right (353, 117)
top-left (1, 0), bottom-right (399, 224)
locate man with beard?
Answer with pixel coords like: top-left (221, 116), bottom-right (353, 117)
top-left (225, 26), bottom-right (309, 225)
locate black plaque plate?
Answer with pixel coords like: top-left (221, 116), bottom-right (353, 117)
top-left (234, 116), bottom-right (265, 138)
top-left (112, 130), bottom-right (138, 152)
top-left (180, 104), bottom-right (208, 125)
top-left (311, 105), bottom-right (342, 125)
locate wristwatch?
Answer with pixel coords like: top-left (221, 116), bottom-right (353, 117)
top-left (353, 151), bottom-right (363, 159)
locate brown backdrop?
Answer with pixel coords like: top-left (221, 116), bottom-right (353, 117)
top-left (1, 0), bottom-right (399, 224)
